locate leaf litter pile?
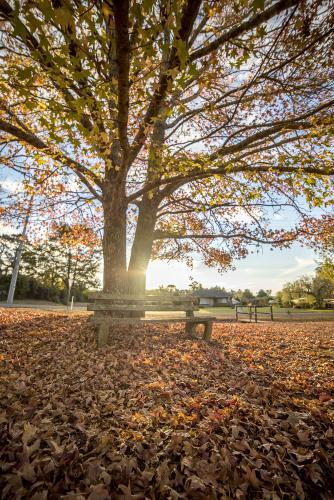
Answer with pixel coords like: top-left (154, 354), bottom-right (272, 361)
top-left (0, 309), bottom-right (333, 499)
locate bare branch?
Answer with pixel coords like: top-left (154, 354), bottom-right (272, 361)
top-left (0, 118), bottom-right (102, 200)
top-left (113, 0), bottom-right (130, 156)
top-left (190, 0), bottom-right (299, 61)
top-left (153, 230), bottom-right (296, 245)
top-left (129, 0), bottom-right (202, 164)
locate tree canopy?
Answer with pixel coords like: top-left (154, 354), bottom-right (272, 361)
top-left (0, 0), bottom-right (333, 292)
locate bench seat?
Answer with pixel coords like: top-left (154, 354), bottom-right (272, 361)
top-left (88, 293), bottom-right (216, 347)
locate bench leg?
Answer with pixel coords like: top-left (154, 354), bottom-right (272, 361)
top-left (185, 322), bottom-right (196, 337)
top-left (203, 321), bottom-right (213, 340)
top-left (97, 323), bottom-right (109, 347)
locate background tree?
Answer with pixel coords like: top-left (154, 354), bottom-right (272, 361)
top-left (317, 258), bottom-right (334, 282)
top-left (277, 262), bottom-right (334, 308)
top-left (313, 255), bottom-right (334, 306)
top-left (257, 289), bottom-right (272, 298)
top-left (0, 0), bottom-right (334, 294)
top-left (188, 279), bottom-right (203, 292)
top-left (0, 233), bottom-right (16, 277)
top-left (254, 288), bottom-right (272, 305)
top-left (276, 278), bottom-right (315, 307)
top-left (0, 225), bottom-right (100, 302)
top-left (276, 287), bottom-right (292, 307)
top-left (311, 275), bottom-right (334, 308)
top-left (24, 224), bottom-right (100, 299)
top-left (234, 288), bottom-right (255, 305)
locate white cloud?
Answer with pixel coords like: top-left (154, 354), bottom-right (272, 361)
top-left (146, 246), bottom-right (318, 293)
top-left (280, 257), bottom-right (315, 277)
top-left (0, 179), bottom-right (21, 193)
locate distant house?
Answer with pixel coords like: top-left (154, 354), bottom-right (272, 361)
top-left (323, 299), bottom-right (334, 309)
top-left (193, 290), bottom-right (233, 307)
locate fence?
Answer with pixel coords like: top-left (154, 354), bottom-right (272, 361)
top-left (235, 305), bottom-right (274, 322)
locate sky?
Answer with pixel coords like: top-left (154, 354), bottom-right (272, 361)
top-left (146, 205), bottom-right (321, 293)
top-left (0, 169), bottom-right (322, 295)
top-left (146, 243), bottom-right (318, 293)
top-left (1, 209), bottom-right (318, 294)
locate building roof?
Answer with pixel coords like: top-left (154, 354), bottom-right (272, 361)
top-left (193, 290), bottom-right (232, 298)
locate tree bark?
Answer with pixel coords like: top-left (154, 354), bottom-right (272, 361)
top-left (127, 198), bottom-right (158, 294)
top-left (126, 115), bottom-right (165, 295)
top-left (102, 188), bottom-right (127, 293)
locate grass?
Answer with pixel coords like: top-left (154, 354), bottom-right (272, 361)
top-left (200, 306), bottom-right (234, 315)
top-left (201, 305), bottom-right (334, 315)
top-left (271, 306), bottom-right (334, 313)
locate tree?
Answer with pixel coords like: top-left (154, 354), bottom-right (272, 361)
top-left (188, 279), bottom-right (203, 292)
top-left (0, 0), bottom-right (334, 294)
top-left (312, 275), bottom-right (333, 308)
top-left (317, 258), bottom-right (334, 283)
top-left (255, 288), bottom-right (272, 305)
top-left (313, 256), bottom-right (334, 306)
top-left (24, 225), bottom-right (100, 298)
top-left (0, 225), bottom-right (100, 301)
top-left (277, 262), bottom-right (334, 308)
top-left (276, 277), bottom-right (311, 306)
top-left (276, 287), bottom-right (293, 307)
top-left (257, 289), bottom-right (271, 298)
top-left (0, 234), bottom-right (16, 277)
top-left (234, 288), bottom-right (255, 305)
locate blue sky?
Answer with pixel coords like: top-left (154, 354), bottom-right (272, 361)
top-left (146, 205), bottom-right (322, 293)
top-left (0, 169), bottom-right (322, 295)
top-left (146, 243), bottom-right (318, 293)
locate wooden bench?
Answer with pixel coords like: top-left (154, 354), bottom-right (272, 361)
top-left (88, 293), bottom-right (216, 347)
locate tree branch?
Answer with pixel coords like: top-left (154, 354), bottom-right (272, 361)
top-left (113, 0), bottom-right (130, 156)
top-left (127, 99), bottom-right (334, 202)
top-left (153, 230), bottom-right (296, 245)
top-left (0, 118), bottom-right (102, 200)
top-left (189, 0), bottom-right (299, 61)
top-left (0, 0), bottom-right (106, 140)
top-left (129, 0), bottom-right (202, 165)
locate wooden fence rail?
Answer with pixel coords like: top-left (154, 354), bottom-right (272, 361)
top-left (235, 305), bottom-right (274, 323)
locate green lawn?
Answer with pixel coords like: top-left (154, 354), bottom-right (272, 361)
top-left (200, 306), bottom-right (235, 315)
top-left (265, 306), bottom-right (334, 313)
top-left (200, 306), bottom-right (334, 316)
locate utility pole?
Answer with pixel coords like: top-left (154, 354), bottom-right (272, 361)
top-left (7, 196), bottom-right (33, 305)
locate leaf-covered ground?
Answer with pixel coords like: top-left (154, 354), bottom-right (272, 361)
top-left (0, 309), bottom-right (333, 499)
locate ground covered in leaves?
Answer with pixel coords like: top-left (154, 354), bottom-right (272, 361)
top-left (1, 309), bottom-right (333, 499)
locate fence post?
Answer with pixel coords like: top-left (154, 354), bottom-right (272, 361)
top-left (270, 305), bottom-right (273, 321)
top-left (235, 306), bottom-right (238, 321)
top-left (255, 306), bottom-right (258, 323)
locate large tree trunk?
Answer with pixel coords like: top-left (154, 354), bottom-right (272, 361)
top-left (127, 198), bottom-right (158, 294)
top-left (102, 191), bottom-right (127, 293)
top-left (125, 117), bottom-right (165, 295)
